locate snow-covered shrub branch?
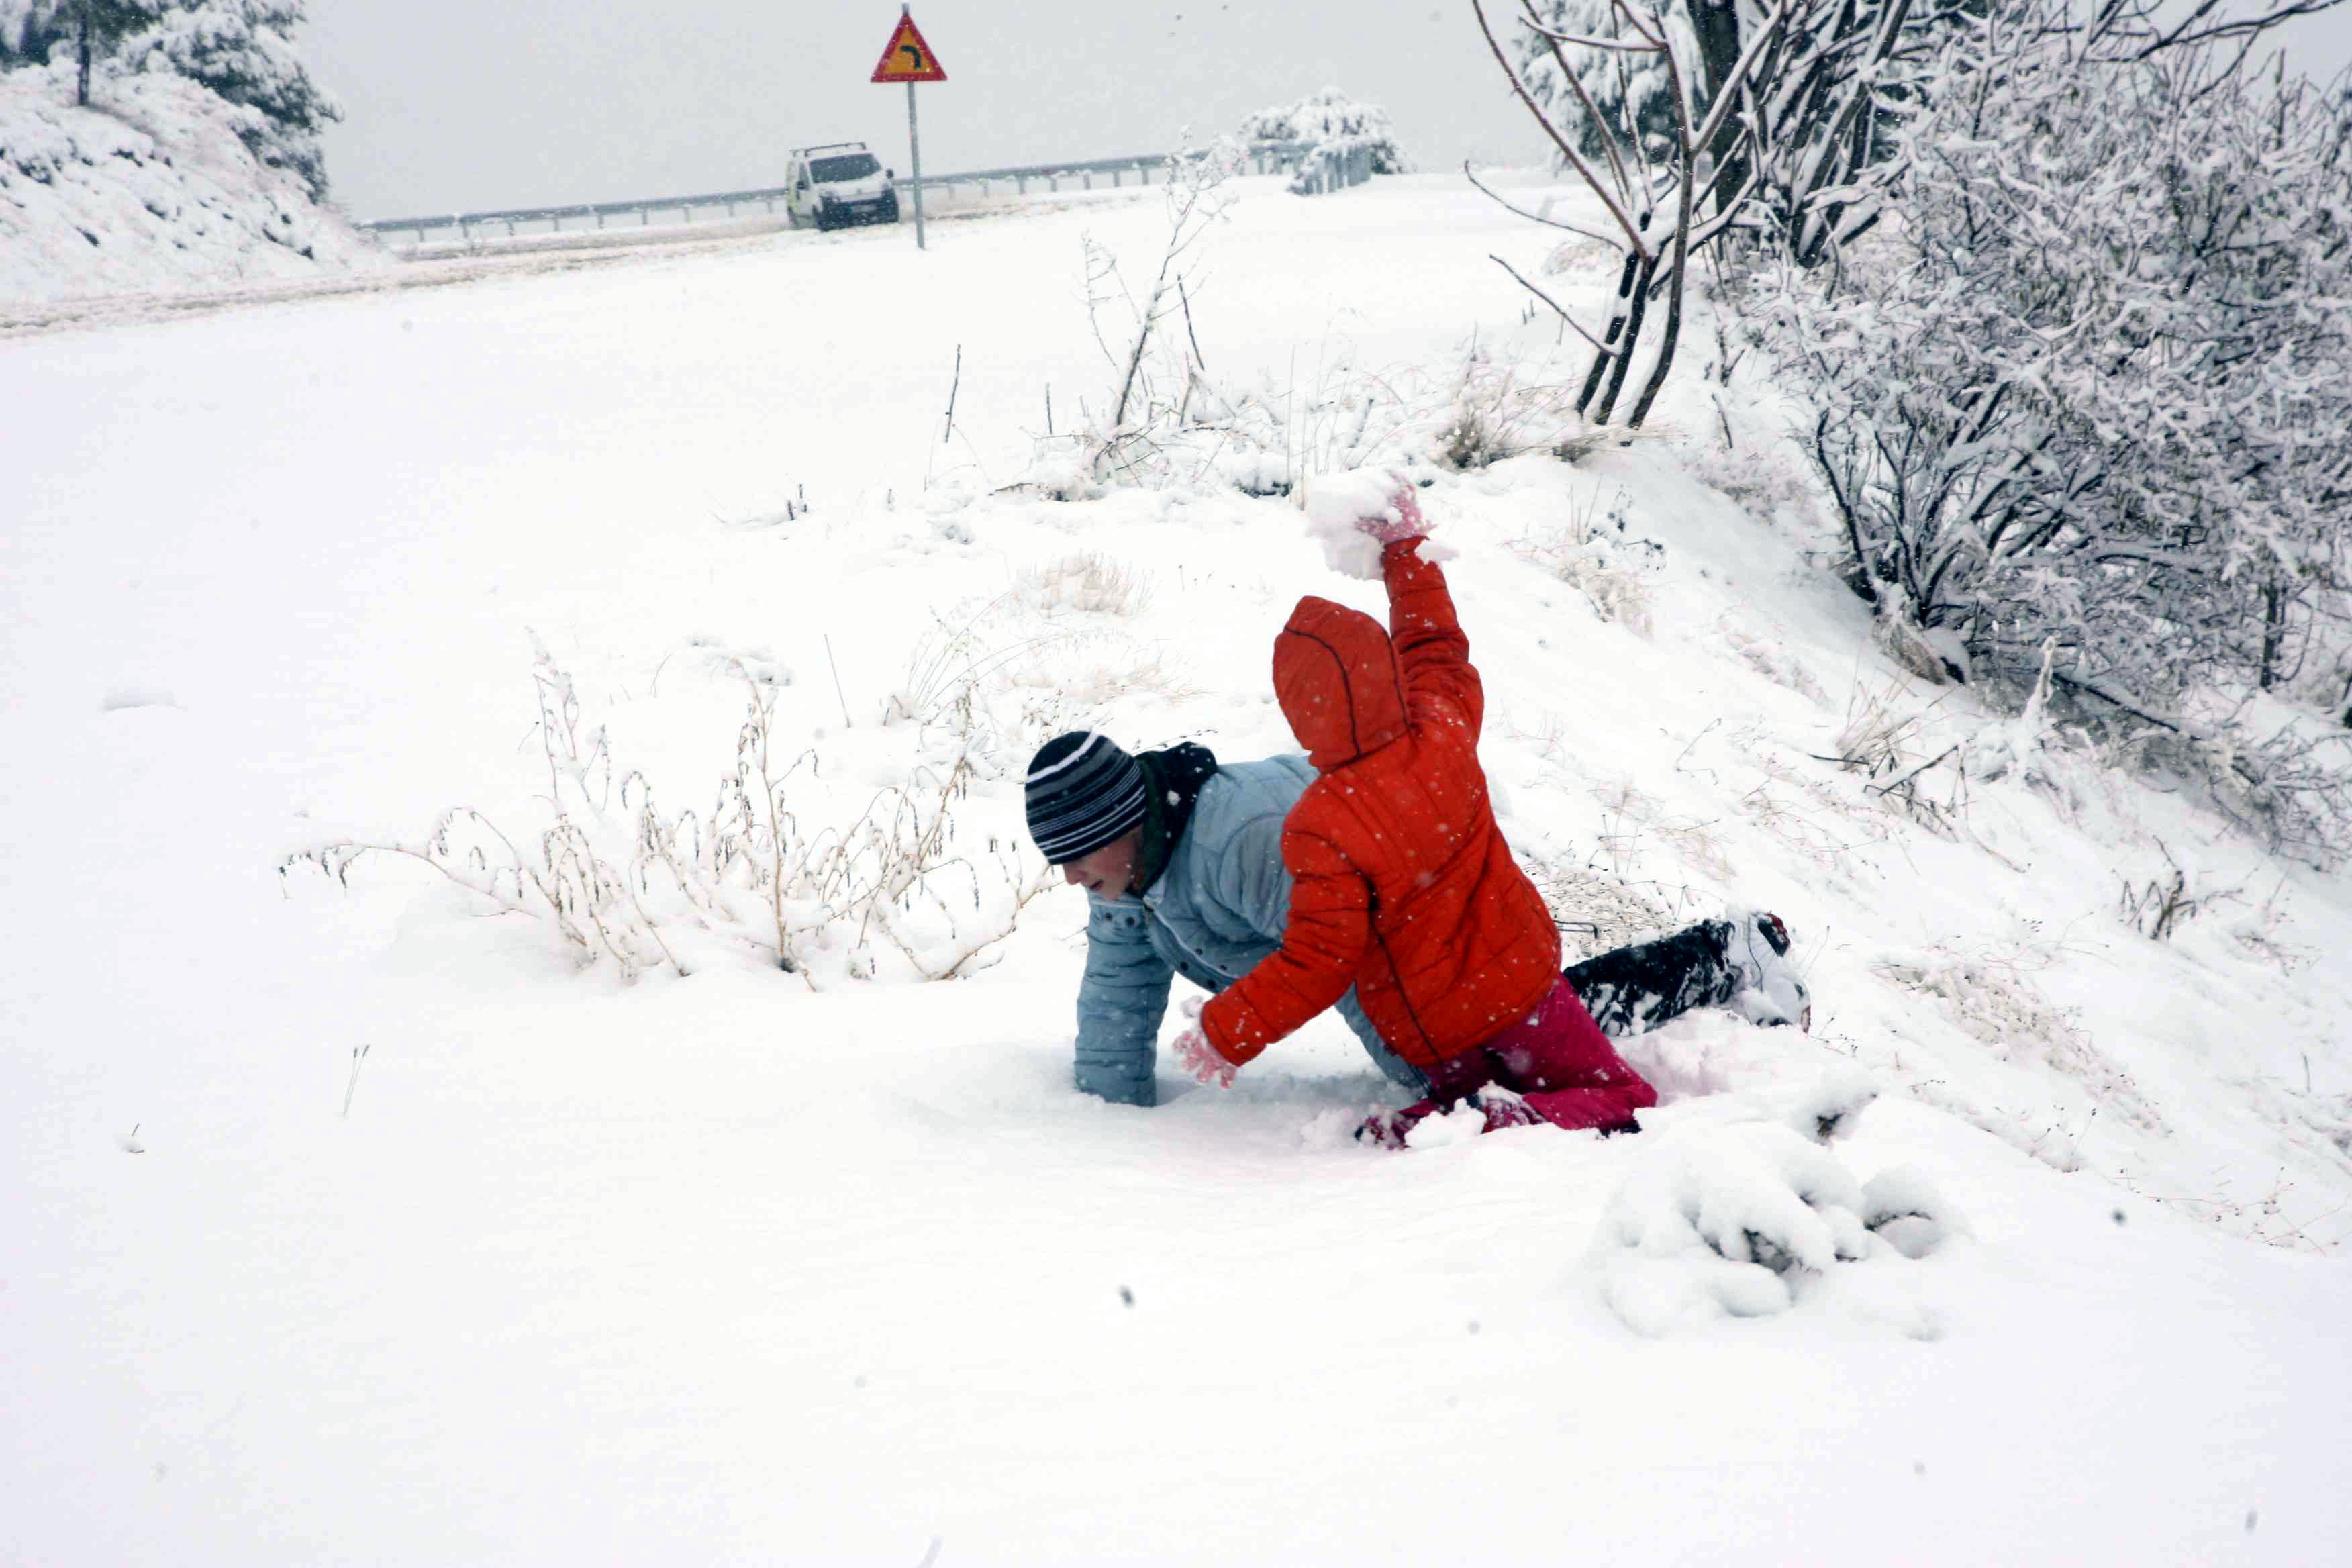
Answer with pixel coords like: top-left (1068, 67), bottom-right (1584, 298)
top-left (1057, 139), bottom-right (1242, 488)
top-left (284, 641), bottom-right (1052, 986)
top-left (1510, 0), bottom-right (2332, 271)
top-left (1764, 2), bottom-right (2352, 858)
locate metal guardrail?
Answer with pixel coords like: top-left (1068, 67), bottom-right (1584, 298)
top-left (358, 142), bottom-right (1346, 244)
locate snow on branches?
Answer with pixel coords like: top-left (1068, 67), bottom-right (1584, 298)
top-left (119, 1), bottom-right (341, 199)
top-left (1237, 87), bottom-right (1409, 175)
top-left (0, 0), bottom-right (338, 196)
top-left (1764, 0), bottom-right (2352, 859)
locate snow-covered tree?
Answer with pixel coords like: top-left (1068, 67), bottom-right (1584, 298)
top-left (118, 0), bottom-right (339, 197)
top-left (0, 0), bottom-right (68, 65)
top-left (1513, 0), bottom-right (1712, 162)
top-left (1767, 0), bottom-right (2352, 854)
top-left (1473, 0), bottom-right (1808, 424)
top-left (1238, 87), bottom-right (1409, 173)
top-left (1, 1), bottom-right (337, 193)
top-left (1510, 0), bottom-right (1958, 267)
top-left (0, 1), bottom-right (162, 105)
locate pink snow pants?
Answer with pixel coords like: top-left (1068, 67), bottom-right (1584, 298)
top-left (1421, 975), bottom-right (1659, 1133)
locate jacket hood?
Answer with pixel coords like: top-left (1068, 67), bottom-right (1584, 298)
top-left (1274, 596), bottom-right (1406, 771)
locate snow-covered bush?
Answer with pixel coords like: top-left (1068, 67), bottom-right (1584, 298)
top-left (1684, 436), bottom-right (1821, 532)
top-left (1764, 1), bottom-right (2352, 859)
top-left (1237, 87), bottom-right (1407, 173)
top-left (1428, 349), bottom-right (1606, 471)
top-left (1012, 552), bottom-right (1150, 619)
top-left (1504, 481), bottom-right (1665, 636)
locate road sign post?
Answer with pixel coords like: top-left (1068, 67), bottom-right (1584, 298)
top-left (870, 7), bottom-right (947, 251)
top-left (905, 80), bottom-right (923, 250)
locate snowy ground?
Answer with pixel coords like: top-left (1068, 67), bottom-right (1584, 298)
top-left (5, 170), bottom-right (2349, 1564)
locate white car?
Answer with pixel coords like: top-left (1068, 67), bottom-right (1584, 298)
top-left (785, 144), bottom-right (901, 231)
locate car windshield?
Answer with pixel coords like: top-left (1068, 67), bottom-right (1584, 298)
top-left (810, 154), bottom-right (881, 183)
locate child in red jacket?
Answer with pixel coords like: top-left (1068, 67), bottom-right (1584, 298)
top-left (1171, 481), bottom-right (1662, 1144)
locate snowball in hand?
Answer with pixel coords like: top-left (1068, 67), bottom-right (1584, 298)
top-left (1302, 472), bottom-right (1455, 581)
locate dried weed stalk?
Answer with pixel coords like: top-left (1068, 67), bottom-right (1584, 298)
top-left (285, 642), bottom-right (1048, 985)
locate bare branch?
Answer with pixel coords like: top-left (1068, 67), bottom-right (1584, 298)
top-left (1518, 0), bottom-right (1637, 206)
top-left (1464, 161), bottom-right (1630, 248)
top-left (1522, 22), bottom-right (1665, 51)
top-left (1471, 0), bottom-right (1653, 256)
top-left (1490, 254), bottom-right (1622, 356)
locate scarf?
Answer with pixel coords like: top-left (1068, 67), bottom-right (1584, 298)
top-left (1131, 742), bottom-right (1219, 895)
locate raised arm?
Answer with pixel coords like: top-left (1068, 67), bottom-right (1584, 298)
top-left (1384, 537), bottom-right (1483, 737)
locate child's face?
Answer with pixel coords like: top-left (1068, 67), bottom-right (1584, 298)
top-left (1059, 830), bottom-right (1142, 898)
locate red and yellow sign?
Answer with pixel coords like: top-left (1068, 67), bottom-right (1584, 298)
top-left (870, 11), bottom-right (946, 83)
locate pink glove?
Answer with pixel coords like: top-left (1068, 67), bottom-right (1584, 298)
top-left (1354, 481), bottom-right (1428, 545)
top-left (1173, 1026), bottom-right (1238, 1089)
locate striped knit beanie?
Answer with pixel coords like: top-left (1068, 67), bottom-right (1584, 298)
top-left (1024, 732), bottom-right (1147, 863)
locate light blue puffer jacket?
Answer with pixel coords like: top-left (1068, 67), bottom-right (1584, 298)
top-left (1073, 756), bottom-right (1424, 1105)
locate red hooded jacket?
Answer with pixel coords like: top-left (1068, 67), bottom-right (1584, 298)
top-left (1199, 539), bottom-right (1562, 1071)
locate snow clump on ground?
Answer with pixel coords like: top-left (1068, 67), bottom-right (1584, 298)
top-left (1590, 1074), bottom-right (1969, 1338)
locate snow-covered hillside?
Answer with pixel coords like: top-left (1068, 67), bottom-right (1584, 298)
top-left (3, 172), bottom-right (2347, 1564)
top-left (0, 63), bottom-right (382, 301)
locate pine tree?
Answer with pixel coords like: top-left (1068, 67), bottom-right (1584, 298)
top-left (72, 1), bottom-right (154, 104)
top-left (0, 1), bottom-right (159, 103)
top-left (119, 0), bottom-right (341, 197)
top-left (0, 1), bottom-right (54, 66)
top-left (1513, 0), bottom-right (1698, 164)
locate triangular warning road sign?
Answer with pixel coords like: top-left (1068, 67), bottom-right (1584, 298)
top-left (870, 11), bottom-right (947, 83)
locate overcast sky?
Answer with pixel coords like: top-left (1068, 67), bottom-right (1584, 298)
top-left (307, 1), bottom-right (2352, 221)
